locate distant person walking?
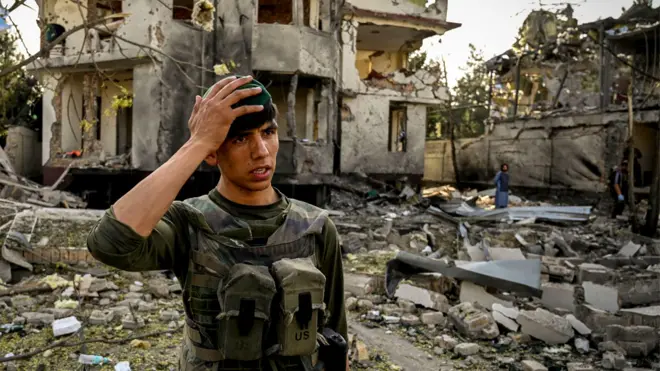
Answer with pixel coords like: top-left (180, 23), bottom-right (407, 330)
top-left (610, 160), bottom-right (629, 218)
top-left (494, 163), bottom-right (509, 209)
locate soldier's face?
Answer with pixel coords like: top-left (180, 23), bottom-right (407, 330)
top-left (215, 121), bottom-right (279, 191)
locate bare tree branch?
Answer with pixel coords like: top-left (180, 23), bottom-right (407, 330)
top-left (0, 13), bottom-right (127, 79)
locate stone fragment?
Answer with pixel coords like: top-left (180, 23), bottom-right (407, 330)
top-left (492, 303), bottom-right (520, 319)
top-left (129, 284), bottom-right (143, 293)
top-left (565, 314), bottom-right (591, 336)
top-left (459, 281), bottom-right (513, 309)
top-left (420, 311), bottom-right (445, 325)
top-left (582, 282), bottom-right (620, 313)
top-left (618, 241), bottom-right (641, 257)
top-left (521, 359), bottom-right (548, 371)
top-left (354, 340), bottom-right (369, 362)
top-left (356, 299), bottom-right (374, 311)
top-left (566, 363), bottom-right (595, 371)
top-left (52, 316), bottom-right (81, 337)
top-left (397, 299), bottom-right (417, 313)
top-left (10, 295), bottom-right (35, 311)
top-left (345, 297), bottom-right (358, 311)
top-left (605, 325), bottom-right (658, 357)
top-left (395, 284), bottom-right (449, 312)
top-left (517, 308), bottom-right (574, 345)
top-left (44, 308), bottom-right (74, 319)
top-left (492, 310), bottom-right (519, 332)
top-left (617, 276), bottom-right (660, 307)
top-left (382, 315), bottom-right (400, 324)
top-left (574, 337), bottom-right (589, 353)
top-left (448, 302), bottom-right (499, 340)
top-left (22, 312), bottom-right (55, 326)
top-left (160, 309), bottom-right (179, 322)
top-left (108, 306), bottom-right (131, 318)
top-left (434, 334), bottom-right (458, 350)
top-left (344, 273), bottom-right (378, 297)
top-left (454, 343), bottom-right (479, 356)
top-left (541, 282), bottom-right (575, 312)
top-left (147, 280), bottom-right (170, 298)
top-left (577, 263), bottom-right (613, 284)
top-left (88, 278), bottom-right (118, 293)
top-left (89, 310), bottom-right (114, 325)
top-left (121, 314), bottom-right (145, 329)
top-left (401, 314), bottom-right (421, 326)
top-left (575, 304), bottom-right (624, 330)
top-left (601, 351), bottom-right (627, 369)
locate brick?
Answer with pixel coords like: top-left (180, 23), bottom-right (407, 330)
top-left (448, 302), bottom-right (499, 340)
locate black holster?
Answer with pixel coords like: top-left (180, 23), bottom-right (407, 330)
top-left (314, 328), bottom-right (347, 371)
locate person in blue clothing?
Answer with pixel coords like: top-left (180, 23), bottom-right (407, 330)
top-left (494, 163), bottom-right (509, 208)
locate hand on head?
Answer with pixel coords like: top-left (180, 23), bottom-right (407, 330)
top-left (187, 75), bottom-right (264, 155)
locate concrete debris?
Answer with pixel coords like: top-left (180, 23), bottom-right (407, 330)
top-left (448, 302), bottom-right (500, 339)
top-left (517, 308), bottom-right (575, 344)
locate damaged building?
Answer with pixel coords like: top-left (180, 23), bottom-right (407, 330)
top-left (424, 3), bottom-right (660, 194)
top-left (22, 0), bottom-right (459, 206)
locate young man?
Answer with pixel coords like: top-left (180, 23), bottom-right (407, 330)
top-left (610, 160), bottom-right (629, 218)
top-left (87, 76), bottom-right (348, 371)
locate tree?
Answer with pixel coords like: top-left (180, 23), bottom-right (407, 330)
top-left (0, 30), bottom-right (41, 135)
top-left (452, 43), bottom-right (490, 138)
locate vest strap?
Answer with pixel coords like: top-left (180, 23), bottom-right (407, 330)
top-left (184, 327), bottom-right (225, 362)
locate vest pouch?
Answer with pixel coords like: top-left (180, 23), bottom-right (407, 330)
top-left (217, 263), bottom-right (276, 361)
top-left (271, 258), bottom-right (326, 357)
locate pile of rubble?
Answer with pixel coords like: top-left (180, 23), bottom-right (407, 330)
top-left (0, 267), bottom-right (184, 370)
top-left (330, 184), bottom-right (660, 370)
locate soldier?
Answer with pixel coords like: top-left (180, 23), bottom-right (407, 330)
top-left (87, 75), bottom-right (348, 371)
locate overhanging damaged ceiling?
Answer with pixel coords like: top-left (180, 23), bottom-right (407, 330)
top-left (356, 24), bottom-right (431, 52)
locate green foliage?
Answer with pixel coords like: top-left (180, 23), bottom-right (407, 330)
top-left (426, 44), bottom-right (489, 140)
top-left (0, 31), bottom-right (42, 134)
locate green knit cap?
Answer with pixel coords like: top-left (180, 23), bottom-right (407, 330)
top-left (202, 76), bottom-right (272, 107)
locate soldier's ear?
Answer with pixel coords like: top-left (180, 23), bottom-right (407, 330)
top-left (204, 150), bottom-right (219, 167)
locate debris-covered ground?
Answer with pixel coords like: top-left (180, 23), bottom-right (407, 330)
top-left (1, 175), bottom-right (660, 370)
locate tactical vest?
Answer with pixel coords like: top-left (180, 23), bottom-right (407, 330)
top-left (178, 194), bottom-right (330, 371)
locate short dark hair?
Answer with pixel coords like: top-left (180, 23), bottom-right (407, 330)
top-left (501, 163), bottom-right (509, 171)
top-left (226, 100), bottom-right (278, 139)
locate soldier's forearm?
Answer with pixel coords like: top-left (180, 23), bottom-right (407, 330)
top-left (113, 139), bottom-right (210, 236)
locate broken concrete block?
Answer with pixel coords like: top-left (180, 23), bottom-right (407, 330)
top-left (394, 284), bottom-right (449, 312)
top-left (341, 232), bottom-right (367, 254)
top-left (601, 351), bottom-right (627, 369)
top-left (420, 311), bottom-right (445, 326)
top-left (574, 337), bottom-right (589, 353)
top-left (396, 299), bottom-right (417, 313)
top-left (492, 310), bottom-right (519, 332)
top-left (344, 273), bottom-right (378, 297)
top-left (459, 281), bottom-right (513, 309)
top-left (566, 363), bottom-right (595, 371)
top-left (565, 314), bottom-right (591, 336)
top-left (400, 314), bottom-right (421, 326)
top-left (10, 295), bottom-right (35, 311)
top-left (492, 303), bottom-right (520, 320)
top-left (489, 247), bottom-right (526, 261)
top-left (345, 297), bottom-right (358, 311)
top-left (121, 314), bottom-right (145, 329)
top-left (434, 334), bottom-right (458, 350)
top-left (582, 281), bottom-right (620, 313)
top-left (448, 302), bottom-right (499, 340)
top-left (541, 256), bottom-right (575, 282)
top-left (620, 305), bottom-right (660, 328)
top-left (605, 325), bottom-right (658, 357)
top-left (521, 359), bottom-right (548, 371)
top-left (517, 308), bottom-right (574, 345)
top-left (454, 343), bottom-right (479, 356)
top-left (575, 304), bottom-right (624, 330)
top-left (159, 309), bottom-right (179, 322)
top-left (52, 316), bottom-right (81, 337)
top-left (618, 241), bottom-right (642, 258)
top-left (616, 276), bottom-right (660, 307)
top-left (541, 282), bottom-right (575, 312)
top-left (89, 310), bottom-right (114, 325)
top-left (88, 278), bottom-right (118, 293)
top-left (578, 263), bottom-right (613, 284)
top-left (22, 312), bottom-right (55, 326)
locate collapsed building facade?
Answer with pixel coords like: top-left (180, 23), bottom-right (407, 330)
top-left (424, 3), bottom-right (660, 194)
top-left (21, 0), bottom-right (459, 206)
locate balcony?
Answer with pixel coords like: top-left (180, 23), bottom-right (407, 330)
top-left (252, 24), bottom-right (338, 79)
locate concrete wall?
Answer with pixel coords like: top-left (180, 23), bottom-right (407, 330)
top-left (60, 75), bottom-right (84, 152)
top-left (5, 127), bottom-right (42, 178)
top-left (422, 111), bottom-right (660, 191)
top-left (341, 96), bottom-right (427, 175)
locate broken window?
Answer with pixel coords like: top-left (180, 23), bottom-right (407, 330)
top-left (173, 0), bottom-right (194, 20)
top-left (258, 0), bottom-right (293, 24)
top-left (389, 104), bottom-right (407, 152)
top-left (116, 106), bottom-right (133, 155)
